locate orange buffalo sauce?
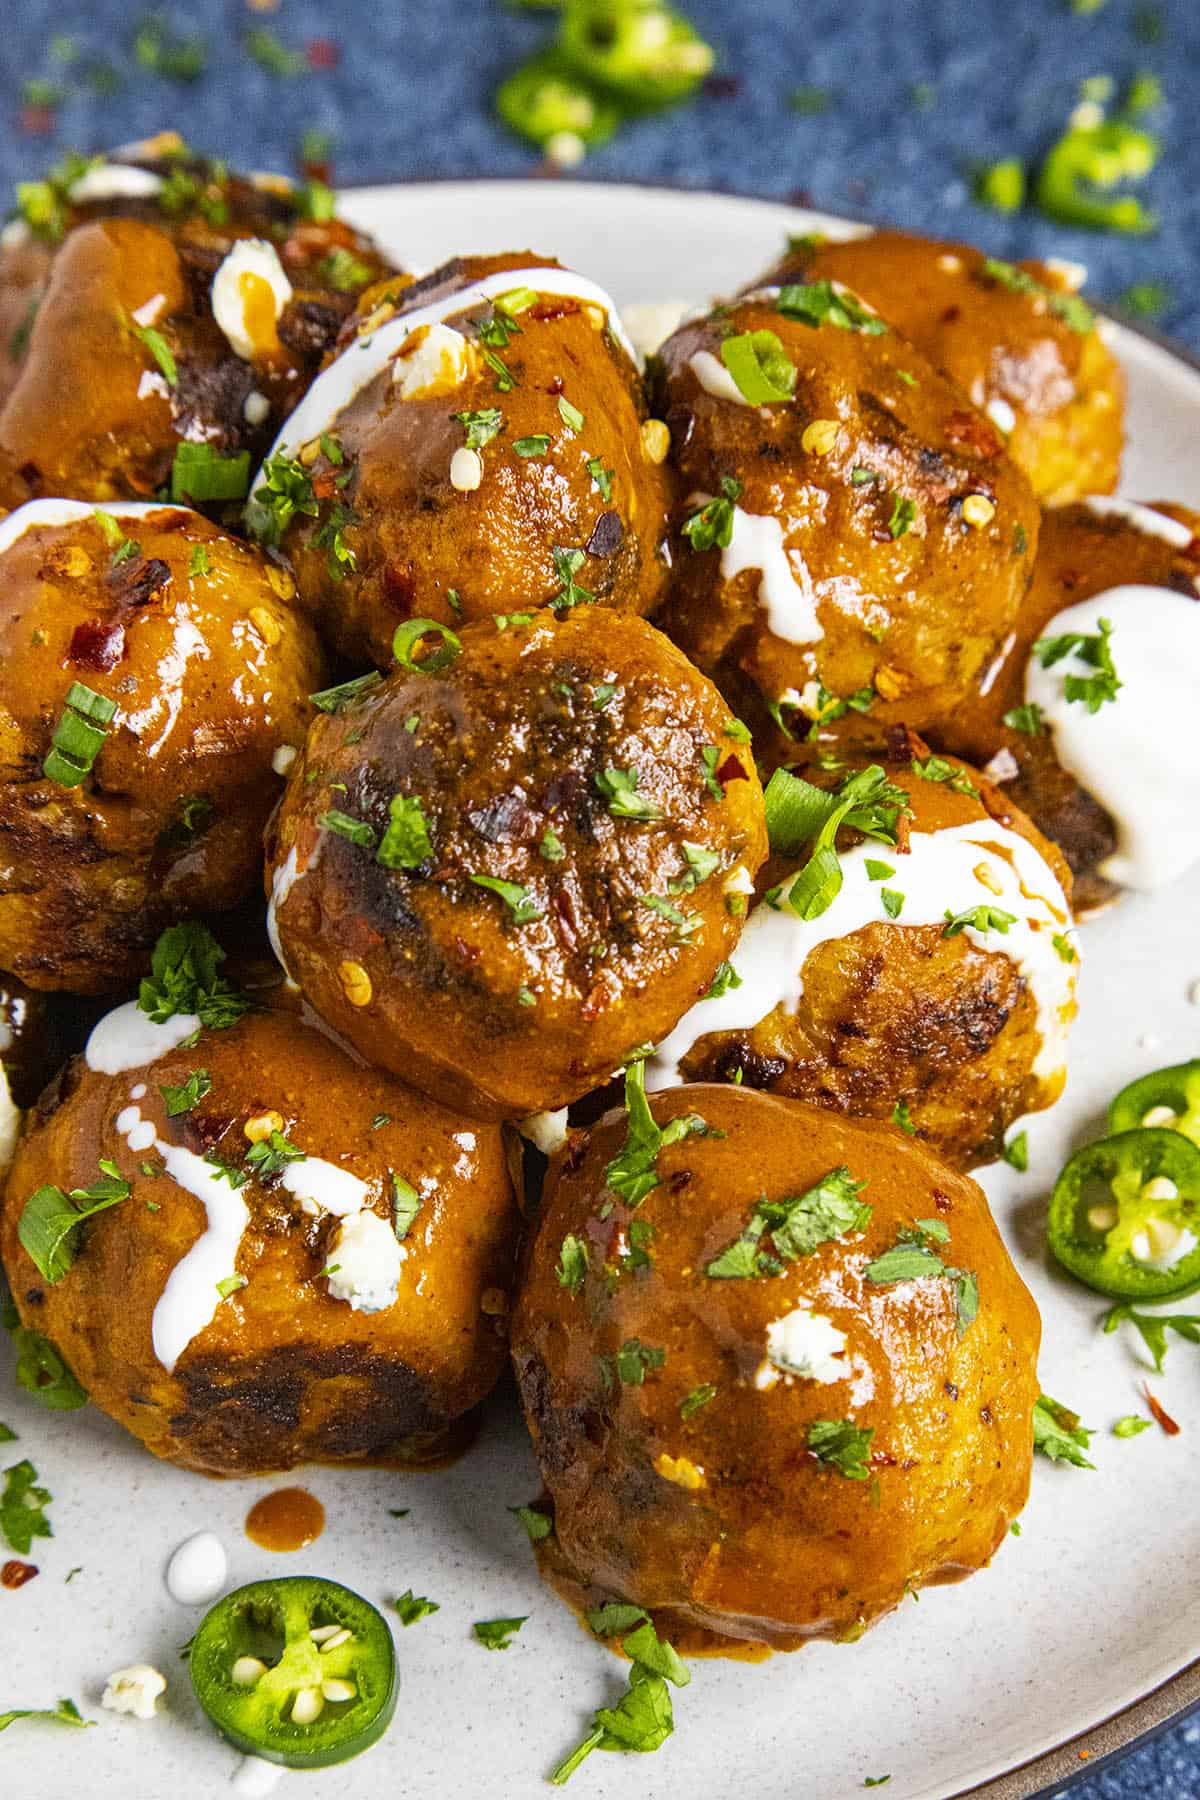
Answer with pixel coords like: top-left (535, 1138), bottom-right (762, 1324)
top-left (245, 1486), bottom-right (325, 1552)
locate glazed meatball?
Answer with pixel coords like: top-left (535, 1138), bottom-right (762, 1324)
top-left (0, 987), bottom-right (518, 1474)
top-left (266, 607), bottom-right (766, 1119)
top-left (939, 498), bottom-right (1200, 912)
top-left (0, 144), bottom-right (394, 512)
top-left (651, 280), bottom-right (1040, 740)
top-left (646, 731), bottom-right (1076, 1169)
top-left (512, 1082), bottom-right (1040, 1653)
top-left (762, 231), bottom-right (1124, 504)
top-left (0, 500), bottom-right (325, 992)
top-left (246, 253), bottom-right (672, 667)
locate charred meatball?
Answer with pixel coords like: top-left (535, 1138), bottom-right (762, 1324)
top-left (939, 498), bottom-right (1200, 912)
top-left (647, 731), bottom-right (1076, 1169)
top-left (245, 253), bottom-right (672, 667)
top-left (0, 144), bottom-right (394, 512)
top-left (266, 608), bottom-right (766, 1119)
top-left (651, 279), bottom-right (1040, 740)
top-left (762, 231), bottom-right (1124, 504)
top-left (0, 500), bottom-right (325, 992)
top-left (0, 980), bottom-right (518, 1474)
top-left (513, 1081), bottom-right (1040, 1653)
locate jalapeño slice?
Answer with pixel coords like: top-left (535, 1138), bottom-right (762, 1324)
top-left (1108, 1059), bottom-right (1200, 1149)
top-left (1047, 1128), bottom-right (1200, 1302)
top-left (189, 1576), bottom-right (397, 1769)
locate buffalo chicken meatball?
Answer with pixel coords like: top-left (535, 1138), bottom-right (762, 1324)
top-left (513, 1081), bottom-right (1040, 1653)
top-left (0, 975), bottom-right (518, 1474)
top-left (0, 145), bottom-right (393, 513)
top-left (246, 253), bottom-right (672, 667)
top-left (266, 608), bottom-right (766, 1119)
top-left (647, 732), bottom-right (1076, 1169)
top-left (763, 232), bottom-right (1124, 505)
top-left (0, 500), bottom-right (325, 992)
top-left (651, 279), bottom-right (1040, 740)
top-left (939, 498), bottom-right (1200, 913)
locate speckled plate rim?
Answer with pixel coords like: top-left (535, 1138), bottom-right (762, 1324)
top-left (331, 175), bottom-right (1200, 1800)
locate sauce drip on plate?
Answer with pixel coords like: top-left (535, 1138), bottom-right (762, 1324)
top-left (245, 1486), bottom-right (325, 1552)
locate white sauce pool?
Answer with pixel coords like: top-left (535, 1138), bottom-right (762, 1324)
top-left (1025, 584), bottom-right (1200, 889)
top-left (715, 503), bottom-right (823, 644)
top-left (165, 1530), bottom-right (228, 1606)
top-left (1083, 497), bottom-right (1194, 549)
top-left (647, 818), bottom-right (1074, 1089)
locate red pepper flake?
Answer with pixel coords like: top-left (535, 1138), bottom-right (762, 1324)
top-left (18, 104), bottom-right (56, 137)
top-left (1143, 1383), bottom-right (1180, 1435)
top-left (306, 38), bottom-right (339, 69)
top-left (1, 1560), bottom-right (38, 1589)
top-left (67, 618), bottom-right (125, 672)
top-left (944, 410), bottom-right (1002, 460)
top-left (715, 755), bottom-right (747, 785)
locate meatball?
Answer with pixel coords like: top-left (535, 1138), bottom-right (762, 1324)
top-left (512, 1081), bottom-right (1040, 1653)
top-left (0, 144), bottom-right (394, 513)
top-left (646, 730), bottom-right (1076, 1169)
top-left (762, 231), bottom-right (1124, 504)
top-left (0, 499), bottom-right (325, 992)
top-left (266, 607), bottom-right (766, 1119)
top-left (0, 987), bottom-right (518, 1475)
top-left (939, 497), bottom-right (1200, 912)
top-left (246, 253), bottom-right (672, 667)
top-left (651, 280), bottom-right (1040, 740)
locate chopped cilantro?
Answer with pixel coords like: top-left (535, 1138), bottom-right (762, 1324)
top-left (594, 766), bottom-right (661, 821)
top-left (1032, 1393), bottom-right (1094, 1468)
top-left (807, 1419), bottom-right (874, 1480)
top-left (392, 1591), bottom-right (439, 1626)
top-left (159, 1070), bottom-right (212, 1117)
top-left (0, 1458), bottom-right (52, 1554)
top-left (776, 280), bottom-right (886, 334)
top-left (377, 794), bottom-right (432, 869)
top-left (473, 1616), bottom-right (526, 1650)
top-left (604, 1062), bottom-right (710, 1207)
top-left (942, 903), bottom-right (1017, 938)
top-left (707, 1167), bottom-right (871, 1278)
top-left (681, 475), bottom-right (742, 552)
top-left (556, 1233), bottom-right (589, 1296)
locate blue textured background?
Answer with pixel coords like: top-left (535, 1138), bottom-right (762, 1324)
top-left (0, 2), bottom-right (1196, 1795)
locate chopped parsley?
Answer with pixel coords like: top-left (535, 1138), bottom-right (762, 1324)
top-left (556, 1233), bottom-right (589, 1296)
top-left (1033, 616), bottom-right (1121, 712)
top-left (594, 766), bottom-right (662, 821)
top-left (188, 545), bottom-right (211, 578)
top-left (309, 671), bottom-right (383, 713)
top-left (806, 1419), bottom-right (874, 1480)
top-left (513, 434), bottom-right (551, 458)
top-left (540, 827), bottom-right (566, 862)
top-left (1113, 1415), bottom-right (1153, 1438)
top-left (452, 408), bottom-right (503, 450)
top-left (138, 922), bottom-right (251, 1030)
top-left (703, 960), bottom-right (742, 1000)
top-left (1003, 1131), bottom-right (1029, 1172)
top-left (245, 1130), bottom-right (304, 1179)
top-left (215, 1274), bottom-right (247, 1301)
top-left (1003, 701), bottom-right (1044, 736)
top-left (880, 888), bottom-right (904, 919)
top-left (473, 1616), bottom-right (527, 1650)
top-left (558, 396), bottom-right (585, 433)
top-left (319, 809), bottom-right (376, 849)
top-left (1053, 933), bottom-right (1078, 964)
top-left (977, 258), bottom-right (1095, 333)
top-left (1103, 1303), bottom-right (1200, 1372)
top-left (469, 875), bottom-right (542, 925)
top-left (668, 842), bottom-right (720, 893)
top-left (776, 280), bottom-right (886, 334)
top-left (641, 894), bottom-right (700, 941)
top-left (392, 1591), bottom-right (439, 1626)
top-left (18, 1162), bottom-right (131, 1284)
top-left (865, 1221), bottom-right (977, 1336)
top-left (681, 475), bottom-right (742, 552)
top-left (376, 794), bottom-right (432, 869)
top-left (680, 1384), bottom-right (718, 1420)
top-left (1032, 1393), bottom-right (1094, 1468)
top-left (604, 1061), bottom-right (710, 1207)
top-left (391, 1176), bottom-right (422, 1241)
top-left (1, 1297), bottom-right (86, 1410)
top-left (600, 1340), bottom-right (666, 1389)
top-left (0, 1458), bottom-right (52, 1554)
top-left (910, 754), bottom-right (979, 798)
top-left (774, 765), bottom-right (909, 923)
top-left (246, 454), bottom-right (318, 547)
top-left (159, 1070), bottom-right (212, 1117)
top-left (510, 1504), bottom-right (553, 1543)
top-left (586, 457), bottom-right (614, 500)
top-left (891, 1099), bottom-right (916, 1135)
top-left (706, 1166), bottom-right (871, 1278)
top-left (551, 1634), bottom-right (679, 1783)
top-left (550, 544), bottom-right (594, 610)
top-left (888, 494), bottom-right (917, 539)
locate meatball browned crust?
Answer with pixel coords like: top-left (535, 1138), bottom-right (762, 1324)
top-left (939, 499), bottom-right (1200, 912)
top-left (247, 253), bottom-right (672, 667)
top-left (646, 732), bottom-right (1076, 1169)
top-left (513, 1083), bottom-right (1040, 1653)
top-left (0, 147), bottom-right (394, 512)
top-left (266, 608), bottom-right (766, 1119)
top-left (0, 1001), bottom-right (518, 1475)
top-left (650, 281), bottom-right (1040, 740)
top-left (762, 231), bottom-right (1124, 504)
top-left (0, 501), bottom-right (325, 992)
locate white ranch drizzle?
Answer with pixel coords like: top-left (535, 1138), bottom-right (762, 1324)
top-left (1082, 496), bottom-right (1194, 549)
top-left (86, 1002), bottom-right (202, 1076)
top-left (255, 265), bottom-right (638, 474)
top-left (115, 1104), bottom-right (251, 1373)
top-left (717, 505), bottom-right (823, 644)
top-left (68, 162), bottom-right (165, 204)
top-left (278, 1155), bottom-right (369, 1217)
top-left (1025, 585), bottom-right (1200, 889)
top-left (688, 349), bottom-right (750, 405)
top-left (647, 819), bottom-right (1074, 1090)
top-left (265, 838), bottom-right (322, 986)
top-left (0, 498), bottom-right (195, 560)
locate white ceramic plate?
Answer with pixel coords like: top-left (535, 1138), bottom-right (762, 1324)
top-left (6, 182), bottom-right (1199, 1800)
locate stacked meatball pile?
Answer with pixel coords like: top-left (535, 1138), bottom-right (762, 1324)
top-left (0, 160), bottom-right (1192, 1655)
